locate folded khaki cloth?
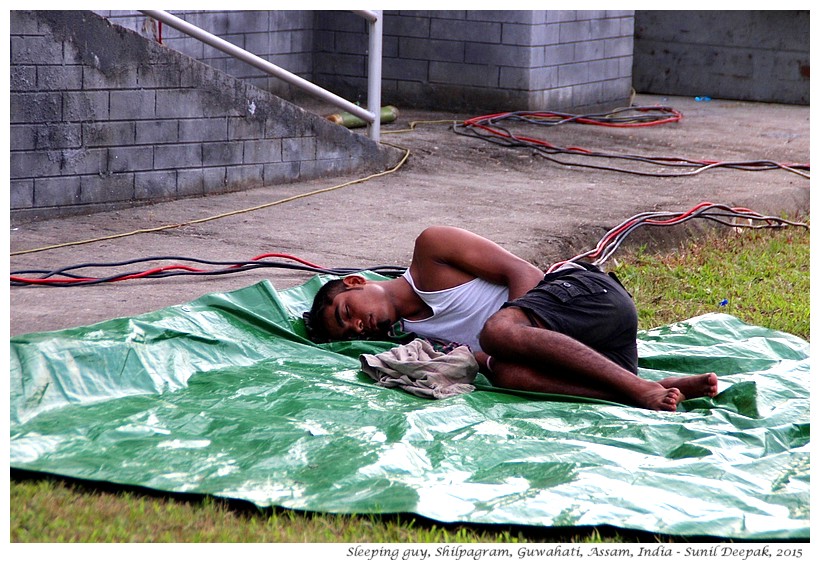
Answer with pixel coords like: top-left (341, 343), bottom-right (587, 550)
top-left (359, 338), bottom-right (479, 399)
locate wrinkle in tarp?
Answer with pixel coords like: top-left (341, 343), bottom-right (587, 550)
top-left (10, 275), bottom-right (810, 539)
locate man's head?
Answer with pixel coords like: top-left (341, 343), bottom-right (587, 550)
top-left (305, 275), bottom-right (397, 343)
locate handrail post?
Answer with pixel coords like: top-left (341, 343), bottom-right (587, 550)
top-left (366, 11), bottom-right (383, 142)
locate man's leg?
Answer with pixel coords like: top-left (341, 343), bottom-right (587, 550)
top-left (478, 307), bottom-right (716, 411)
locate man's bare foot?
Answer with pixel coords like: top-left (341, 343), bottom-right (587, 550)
top-left (659, 373), bottom-right (718, 400)
top-left (640, 386), bottom-right (682, 411)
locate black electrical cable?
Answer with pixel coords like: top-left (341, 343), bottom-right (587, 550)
top-left (454, 107), bottom-right (810, 178)
top-left (11, 203), bottom-right (808, 287)
top-left (549, 202), bottom-right (809, 272)
top-left (11, 255), bottom-right (407, 287)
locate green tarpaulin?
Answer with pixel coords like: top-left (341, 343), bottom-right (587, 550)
top-left (10, 276), bottom-right (810, 539)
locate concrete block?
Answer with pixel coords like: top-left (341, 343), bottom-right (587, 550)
top-left (228, 116), bottom-right (266, 140)
top-left (58, 147), bottom-right (108, 176)
top-left (11, 35), bottom-right (64, 65)
top-left (11, 179), bottom-right (35, 209)
top-left (35, 176), bottom-right (82, 207)
top-left (547, 11), bottom-right (579, 24)
top-left (245, 30), bottom-right (273, 55)
top-left (135, 170), bottom-right (177, 200)
top-left (502, 23), bottom-right (535, 46)
top-left (136, 120), bottom-right (180, 145)
top-left (163, 37), bottom-right (205, 60)
top-left (227, 164), bottom-right (264, 189)
top-left (283, 137), bottom-right (317, 162)
top-left (315, 52), bottom-right (365, 77)
top-left (383, 57), bottom-right (428, 81)
top-left (10, 150), bottom-right (63, 178)
top-left (558, 61), bottom-right (589, 88)
top-left (180, 118), bottom-right (228, 143)
top-left (244, 139), bottom-right (283, 164)
top-left (63, 91), bottom-right (110, 122)
top-left (575, 39), bottom-right (606, 62)
top-left (81, 64), bottom-right (139, 90)
top-left (269, 10), bottom-right (313, 32)
top-left (41, 176), bottom-right (84, 213)
top-left (544, 43), bottom-right (576, 66)
top-left (335, 31), bottom-right (368, 56)
top-left (10, 65), bottom-right (36, 91)
top-left (36, 124), bottom-right (83, 150)
top-left (11, 92), bottom-right (62, 124)
top-left (384, 13), bottom-right (431, 38)
top-left (530, 66), bottom-right (558, 90)
top-left (604, 36), bottom-right (633, 58)
top-left (263, 161), bottom-right (301, 184)
top-left (590, 15), bottom-right (622, 38)
top-left (430, 61), bottom-right (495, 87)
top-left (177, 168), bottom-right (205, 197)
top-left (465, 43), bottom-right (530, 67)
top-left (315, 12), bottom-right (356, 34)
top-left (155, 89), bottom-right (208, 119)
top-left (80, 173), bottom-right (135, 204)
top-left (37, 65), bottom-right (84, 91)
top-left (10, 11), bottom-right (40, 34)
top-left (203, 167), bottom-right (229, 194)
top-left (203, 141), bottom-right (244, 166)
top-left (84, 122), bottom-right (136, 147)
top-left (559, 19), bottom-right (593, 43)
top-left (108, 146), bottom-right (154, 173)
top-left (110, 90), bottom-right (157, 120)
top-left (155, 143), bottom-right (202, 169)
top-left (9, 178), bottom-right (34, 209)
top-left (430, 19), bottom-right (501, 43)
top-left (224, 11), bottom-right (270, 34)
top-left (467, 11), bottom-right (534, 24)
top-left (400, 37), bottom-right (464, 62)
top-left (589, 58), bottom-right (621, 82)
top-left (10, 125), bottom-right (36, 151)
top-left (499, 66), bottom-right (530, 90)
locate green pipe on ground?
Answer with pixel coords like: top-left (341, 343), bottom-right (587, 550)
top-left (327, 105), bottom-right (399, 129)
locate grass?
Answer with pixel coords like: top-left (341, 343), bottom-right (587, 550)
top-left (611, 223), bottom-right (810, 341)
top-left (10, 221), bottom-right (810, 543)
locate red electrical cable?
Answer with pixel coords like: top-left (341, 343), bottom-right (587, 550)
top-left (10, 252), bottom-right (331, 286)
top-left (545, 202), bottom-right (786, 273)
top-left (458, 108), bottom-right (809, 175)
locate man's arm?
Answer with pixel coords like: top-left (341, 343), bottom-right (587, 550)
top-left (408, 226), bottom-right (544, 298)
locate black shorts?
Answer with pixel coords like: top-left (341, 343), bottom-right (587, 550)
top-left (502, 267), bottom-right (639, 373)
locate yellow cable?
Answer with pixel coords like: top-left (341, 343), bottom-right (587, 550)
top-left (382, 119), bottom-right (458, 134)
top-left (12, 145), bottom-right (411, 257)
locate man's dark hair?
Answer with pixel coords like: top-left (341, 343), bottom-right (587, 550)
top-left (303, 279), bottom-right (348, 343)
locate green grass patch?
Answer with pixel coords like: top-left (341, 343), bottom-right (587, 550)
top-left (611, 223), bottom-right (809, 340)
top-left (10, 221), bottom-right (810, 543)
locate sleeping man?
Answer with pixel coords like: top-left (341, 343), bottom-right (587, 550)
top-left (305, 226), bottom-right (718, 411)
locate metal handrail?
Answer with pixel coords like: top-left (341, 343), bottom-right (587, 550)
top-left (140, 10), bottom-right (382, 141)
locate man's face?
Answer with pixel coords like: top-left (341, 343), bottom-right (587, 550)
top-left (320, 278), bottom-right (396, 341)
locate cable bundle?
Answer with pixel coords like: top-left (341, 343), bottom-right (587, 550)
top-left (10, 253), bottom-right (407, 287)
top-left (10, 203), bottom-right (808, 287)
top-left (454, 106), bottom-right (810, 178)
top-left (548, 202), bottom-right (810, 272)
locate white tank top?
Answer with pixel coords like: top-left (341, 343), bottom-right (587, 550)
top-left (401, 270), bottom-right (509, 353)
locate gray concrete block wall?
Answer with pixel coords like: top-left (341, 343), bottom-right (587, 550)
top-left (103, 10), bottom-right (635, 113)
top-left (633, 11), bottom-right (809, 105)
top-left (315, 10), bottom-right (635, 112)
top-left (97, 10), bottom-right (316, 99)
top-left (11, 10), bottom-right (397, 220)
